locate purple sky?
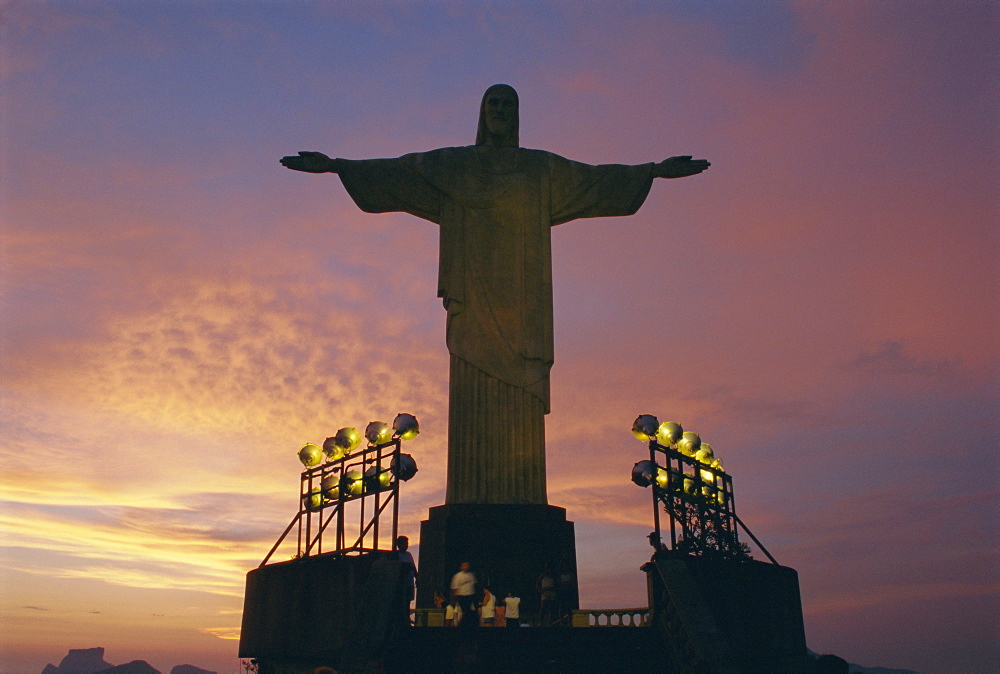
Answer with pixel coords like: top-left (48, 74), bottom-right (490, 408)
top-left (2, 1), bottom-right (997, 672)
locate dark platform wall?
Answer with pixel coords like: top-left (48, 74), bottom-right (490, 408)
top-left (239, 552), bottom-right (404, 665)
top-left (416, 503), bottom-right (578, 619)
top-left (648, 555), bottom-right (809, 671)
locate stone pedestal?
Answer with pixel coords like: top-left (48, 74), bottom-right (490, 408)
top-left (416, 503), bottom-right (578, 621)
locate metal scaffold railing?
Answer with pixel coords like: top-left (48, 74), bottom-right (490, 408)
top-left (260, 415), bottom-right (420, 566)
top-left (630, 414), bottom-right (777, 564)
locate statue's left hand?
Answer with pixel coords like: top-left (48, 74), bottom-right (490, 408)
top-left (280, 151), bottom-right (337, 173)
top-left (653, 156), bottom-right (710, 179)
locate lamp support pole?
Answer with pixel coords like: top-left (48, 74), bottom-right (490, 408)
top-left (648, 440), bottom-right (662, 545)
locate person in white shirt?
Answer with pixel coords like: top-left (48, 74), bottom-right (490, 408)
top-left (504, 592), bottom-right (521, 628)
top-left (450, 561), bottom-right (478, 628)
top-left (479, 587), bottom-right (496, 626)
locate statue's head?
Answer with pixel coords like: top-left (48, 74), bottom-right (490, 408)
top-left (476, 83), bottom-right (519, 147)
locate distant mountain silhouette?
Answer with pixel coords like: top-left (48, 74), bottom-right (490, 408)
top-left (40, 648), bottom-right (216, 674)
top-left (97, 662), bottom-right (159, 674)
top-left (42, 647), bottom-right (112, 674)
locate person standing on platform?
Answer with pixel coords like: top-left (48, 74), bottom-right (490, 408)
top-left (450, 561), bottom-right (478, 628)
top-left (479, 586), bottom-right (496, 626)
top-left (537, 565), bottom-right (557, 626)
top-left (396, 536), bottom-right (417, 615)
top-left (504, 592), bottom-right (521, 628)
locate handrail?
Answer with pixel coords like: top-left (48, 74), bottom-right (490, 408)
top-left (572, 608), bottom-right (650, 627)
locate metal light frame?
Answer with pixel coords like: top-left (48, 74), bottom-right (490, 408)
top-left (639, 432), bottom-right (777, 564)
top-left (260, 436), bottom-right (414, 566)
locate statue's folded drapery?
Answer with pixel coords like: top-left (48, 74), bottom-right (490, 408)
top-left (338, 146), bottom-right (653, 504)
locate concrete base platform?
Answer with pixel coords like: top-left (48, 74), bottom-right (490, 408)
top-left (416, 503), bottom-right (579, 618)
top-left (250, 626), bottom-right (656, 673)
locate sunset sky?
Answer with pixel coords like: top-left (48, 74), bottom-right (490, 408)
top-left (2, 1), bottom-right (997, 672)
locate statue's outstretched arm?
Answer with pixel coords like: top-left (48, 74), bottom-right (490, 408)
top-left (652, 155), bottom-right (710, 179)
top-left (280, 151), bottom-right (342, 173)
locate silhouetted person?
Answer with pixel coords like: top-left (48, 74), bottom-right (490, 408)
top-left (395, 535), bottom-right (417, 626)
top-left (537, 565), bottom-right (557, 626)
top-left (641, 531), bottom-right (669, 572)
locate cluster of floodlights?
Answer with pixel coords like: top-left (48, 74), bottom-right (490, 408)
top-left (629, 414), bottom-right (727, 504)
top-left (296, 413), bottom-right (420, 509)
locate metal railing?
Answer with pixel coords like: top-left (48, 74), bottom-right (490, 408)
top-left (408, 608), bottom-right (651, 627)
top-left (572, 608), bottom-right (650, 627)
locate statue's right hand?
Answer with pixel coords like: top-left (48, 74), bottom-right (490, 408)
top-left (280, 151), bottom-right (336, 173)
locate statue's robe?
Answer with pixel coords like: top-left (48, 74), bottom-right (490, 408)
top-left (337, 146), bottom-right (653, 504)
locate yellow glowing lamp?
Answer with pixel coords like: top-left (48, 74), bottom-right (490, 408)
top-left (333, 427), bottom-right (362, 455)
top-left (700, 468), bottom-right (715, 483)
top-left (392, 413), bottom-right (420, 440)
top-left (631, 415), bottom-right (660, 441)
top-left (298, 443), bottom-right (324, 467)
top-left (305, 487), bottom-right (324, 511)
top-left (695, 445), bottom-right (714, 465)
top-left (655, 467), bottom-right (670, 489)
top-left (343, 470), bottom-right (364, 497)
top-left (365, 421), bottom-right (392, 446)
top-left (683, 477), bottom-right (697, 495)
top-left (322, 436), bottom-right (345, 462)
top-left (677, 431), bottom-right (701, 456)
top-left (321, 474), bottom-right (341, 500)
top-left (365, 466), bottom-right (392, 492)
top-left (656, 421), bottom-right (684, 446)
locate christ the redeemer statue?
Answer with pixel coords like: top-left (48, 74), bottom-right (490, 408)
top-left (281, 84), bottom-right (709, 506)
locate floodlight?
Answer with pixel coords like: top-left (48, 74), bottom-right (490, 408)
top-left (392, 413), bottom-right (420, 440)
top-left (305, 487), bottom-right (324, 511)
top-left (343, 470), bottom-right (364, 497)
top-left (391, 453), bottom-right (418, 481)
top-left (694, 445), bottom-right (714, 465)
top-left (631, 415), bottom-right (659, 441)
top-left (365, 421), bottom-right (392, 446)
top-left (656, 421), bottom-right (684, 446)
top-left (364, 466), bottom-right (392, 492)
top-left (631, 460), bottom-right (657, 487)
top-left (677, 431), bottom-right (701, 456)
top-left (322, 436), bottom-right (345, 462)
top-left (333, 427), bottom-right (362, 455)
top-left (298, 443), bottom-right (324, 468)
top-left (321, 473), bottom-right (341, 500)
top-left (655, 467), bottom-right (670, 489)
